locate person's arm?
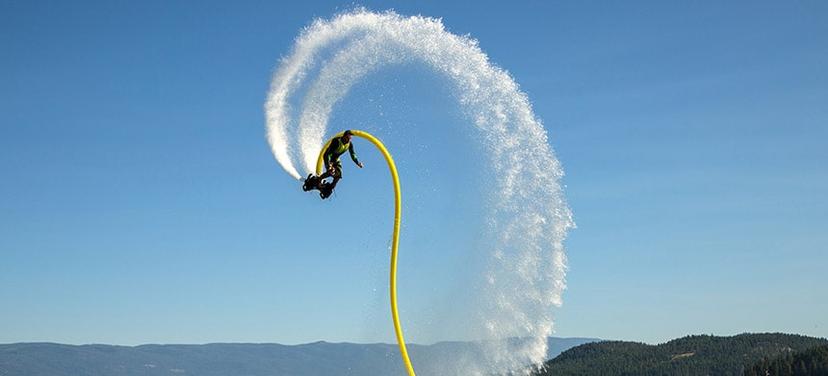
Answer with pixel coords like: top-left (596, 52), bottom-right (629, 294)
top-left (349, 143), bottom-right (363, 168)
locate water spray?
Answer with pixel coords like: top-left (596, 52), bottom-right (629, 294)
top-left (265, 10), bottom-right (573, 375)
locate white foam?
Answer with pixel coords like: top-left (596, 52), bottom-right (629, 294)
top-left (264, 9), bottom-right (573, 375)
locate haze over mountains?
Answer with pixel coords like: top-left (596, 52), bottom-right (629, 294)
top-left (0, 337), bottom-right (597, 376)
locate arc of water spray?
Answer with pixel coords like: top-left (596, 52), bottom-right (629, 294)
top-left (315, 130), bottom-right (415, 376)
top-left (266, 10), bottom-right (574, 375)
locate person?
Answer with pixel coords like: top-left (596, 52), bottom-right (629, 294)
top-left (316, 130), bottom-right (363, 196)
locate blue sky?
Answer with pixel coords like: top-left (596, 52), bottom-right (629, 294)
top-left (1, 0), bottom-right (827, 346)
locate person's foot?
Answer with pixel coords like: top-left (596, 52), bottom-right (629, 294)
top-left (303, 174), bottom-right (319, 191)
top-left (319, 183), bottom-right (333, 199)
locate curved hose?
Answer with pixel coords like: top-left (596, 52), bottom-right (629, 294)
top-left (315, 130), bottom-right (415, 376)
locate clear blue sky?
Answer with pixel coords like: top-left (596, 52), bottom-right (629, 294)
top-left (1, 0), bottom-right (826, 346)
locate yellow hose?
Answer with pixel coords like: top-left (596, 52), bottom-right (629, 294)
top-left (315, 130), bottom-right (416, 376)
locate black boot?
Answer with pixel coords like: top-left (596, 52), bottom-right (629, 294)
top-left (302, 174), bottom-right (320, 191)
top-left (319, 183), bottom-right (334, 199)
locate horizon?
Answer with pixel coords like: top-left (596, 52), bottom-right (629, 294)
top-left (2, 332), bottom-right (824, 348)
top-left (0, 335), bottom-right (601, 347)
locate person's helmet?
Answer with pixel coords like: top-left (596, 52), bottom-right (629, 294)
top-left (343, 129), bottom-right (353, 136)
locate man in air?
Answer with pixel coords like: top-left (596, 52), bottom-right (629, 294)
top-left (302, 130), bottom-right (363, 199)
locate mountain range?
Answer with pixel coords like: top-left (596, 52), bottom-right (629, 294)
top-left (0, 337), bottom-right (597, 376)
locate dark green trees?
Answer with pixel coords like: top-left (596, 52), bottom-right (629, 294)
top-left (744, 344), bottom-right (828, 376)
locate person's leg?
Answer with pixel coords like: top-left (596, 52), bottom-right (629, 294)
top-left (317, 163), bottom-right (337, 188)
top-left (319, 165), bottom-right (339, 199)
top-left (329, 164), bottom-right (342, 189)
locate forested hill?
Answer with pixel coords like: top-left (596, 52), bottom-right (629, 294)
top-left (535, 333), bottom-right (828, 376)
top-left (745, 344), bottom-right (828, 376)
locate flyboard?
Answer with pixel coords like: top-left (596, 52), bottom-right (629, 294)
top-left (301, 174), bottom-right (333, 199)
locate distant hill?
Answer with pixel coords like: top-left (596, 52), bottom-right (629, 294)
top-left (0, 337), bottom-right (598, 376)
top-left (535, 333), bottom-right (828, 376)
